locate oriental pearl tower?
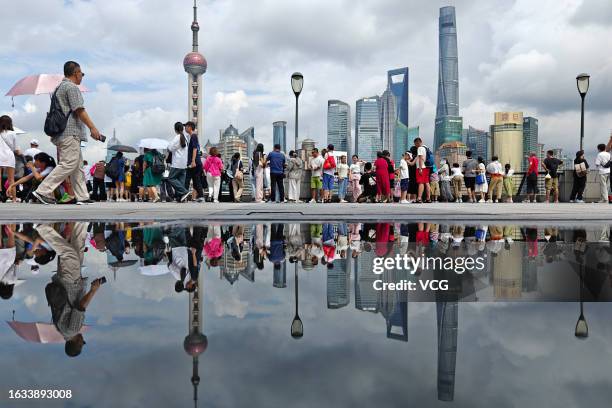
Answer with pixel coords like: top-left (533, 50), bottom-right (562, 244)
top-left (183, 0), bottom-right (207, 134)
top-left (184, 273), bottom-right (207, 408)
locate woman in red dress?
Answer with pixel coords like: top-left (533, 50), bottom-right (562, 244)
top-left (374, 151), bottom-right (390, 202)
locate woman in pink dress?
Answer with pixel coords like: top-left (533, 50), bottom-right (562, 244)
top-left (374, 151), bottom-right (390, 202)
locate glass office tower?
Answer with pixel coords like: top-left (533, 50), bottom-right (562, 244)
top-left (355, 96), bottom-right (382, 162)
top-left (327, 100), bottom-right (351, 154)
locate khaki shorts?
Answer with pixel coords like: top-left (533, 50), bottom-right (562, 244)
top-left (311, 176), bottom-right (323, 189)
top-left (430, 180), bottom-right (440, 195)
top-left (545, 177), bottom-right (559, 193)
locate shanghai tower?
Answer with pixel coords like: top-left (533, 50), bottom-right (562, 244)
top-left (434, 6), bottom-right (462, 151)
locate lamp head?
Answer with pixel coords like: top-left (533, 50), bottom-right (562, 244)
top-left (576, 73), bottom-right (590, 96)
top-left (291, 72), bottom-right (304, 97)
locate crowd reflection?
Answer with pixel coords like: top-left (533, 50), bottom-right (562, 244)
top-left (1, 221), bottom-right (611, 404)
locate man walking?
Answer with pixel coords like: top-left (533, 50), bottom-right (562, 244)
top-left (267, 144), bottom-right (286, 203)
top-left (542, 150), bottom-right (563, 203)
top-left (33, 61), bottom-right (102, 205)
top-left (184, 121), bottom-right (204, 202)
top-left (462, 151), bottom-right (478, 203)
top-left (595, 143), bottom-right (611, 203)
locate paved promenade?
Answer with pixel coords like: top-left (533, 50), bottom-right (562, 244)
top-left (0, 201), bottom-right (610, 223)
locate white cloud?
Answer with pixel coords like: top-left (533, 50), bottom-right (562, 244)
top-left (1, 0), bottom-right (611, 161)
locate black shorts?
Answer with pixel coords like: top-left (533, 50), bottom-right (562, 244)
top-left (526, 173), bottom-right (538, 194)
top-left (464, 177), bottom-right (476, 190)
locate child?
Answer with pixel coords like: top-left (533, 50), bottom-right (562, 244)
top-left (503, 163), bottom-right (515, 203)
top-left (451, 163), bottom-right (463, 202)
top-left (349, 155), bottom-right (362, 202)
top-left (399, 151), bottom-right (414, 204)
top-left (358, 162), bottom-right (377, 203)
top-left (336, 155), bottom-right (350, 203)
top-left (429, 165), bottom-right (440, 203)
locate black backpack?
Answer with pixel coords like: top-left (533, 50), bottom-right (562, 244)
top-left (105, 157), bottom-right (119, 179)
top-left (45, 280), bottom-right (69, 323)
top-left (151, 151), bottom-right (166, 175)
top-left (43, 87), bottom-right (71, 138)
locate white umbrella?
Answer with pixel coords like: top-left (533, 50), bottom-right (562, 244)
top-left (138, 138), bottom-right (169, 150)
top-left (139, 265), bottom-right (170, 276)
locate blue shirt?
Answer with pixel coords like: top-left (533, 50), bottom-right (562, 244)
top-left (267, 151), bottom-right (286, 175)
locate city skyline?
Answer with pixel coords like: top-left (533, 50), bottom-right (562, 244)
top-left (1, 0), bottom-right (611, 163)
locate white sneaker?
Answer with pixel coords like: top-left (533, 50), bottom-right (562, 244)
top-left (486, 199), bottom-right (493, 203)
top-left (400, 199), bottom-right (409, 204)
top-left (597, 200), bottom-right (608, 203)
top-left (296, 200), bottom-right (303, 203)
top-left (569, 200), bottom-right (574, 203)
top-left (340, 199), bottom-right (348, 203)
top-left (309, 199), bottom-right (317, 203)
top-left (576, 199), bottom-right (585, 203)
top-left (478, 199), bottom-right (485, 203)
top-left (213, 200), bottom-right (219, 203)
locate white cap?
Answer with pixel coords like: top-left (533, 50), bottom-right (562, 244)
top-left (30, 139), bottom-right (39, 146)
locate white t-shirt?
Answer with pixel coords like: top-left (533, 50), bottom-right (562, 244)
top-left (400, 159), bottom-right (410, 179)
top-left (337, 163), bottom-right (349, 178)
top-left (169, 134), bottom-right (188, 169)
top-left (350, 163), bottom-right (361, 174)
top-left (486, 161), bottom-right (503, 175)
top-left (24, 147), bottom-right (42, 158)
top-left (417, 146), bottom-right (427, 169)
top-left (451, 167), bottom-right (463, 178)
top-left (309, 155), bottom-right (325, 177)
top-left (595, 151), bottom-right (611, 174)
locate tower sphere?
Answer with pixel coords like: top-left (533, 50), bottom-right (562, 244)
top-left (184, 332), bottom-right (208, 356)
top-left (183, 52), bottom-right (207, 76)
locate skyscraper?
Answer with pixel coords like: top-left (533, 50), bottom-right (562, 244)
top-left (491, 112), bottom-right (523, 171)
top-left (327, 100), bottom-right (351, 154)
top-left (522, 117), bottom-right (539, 171)
top-left (355, 96), bottom-right (381, 162)
top-left (381, 68), bottom-right (409, 164)
top-left (434, 6), bottom-right (462, 151)
top-left (464, 126), bottom-right (490, 162)
top-left (327, 259), bottom-right (350, 309)
top-left (183, 0), bottom-right (207, 136)
top-left (272, 121), bottom-right (287, 153)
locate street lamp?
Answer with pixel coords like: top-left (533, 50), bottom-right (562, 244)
top-left (290, 262), bottom-right (303, 339)
top-left (576, 73), bottom-right (590, 151)
top-left (575, 261), bottom-right (589, 339)
top-left (291, 72), bottom-right (304, 151)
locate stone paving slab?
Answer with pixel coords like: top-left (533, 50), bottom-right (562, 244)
top-left (0, 202), bottom-right (610, 224)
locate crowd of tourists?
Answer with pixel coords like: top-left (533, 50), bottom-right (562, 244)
top-left (1, 61), bottom-right (611, 205)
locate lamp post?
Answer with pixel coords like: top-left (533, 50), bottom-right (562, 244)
top-left (291, 72), bottom-right (304, 151)
top-left (576, 73), bottom-right (590, 151)
top-left (290, 262), bottom-right (303, 339)
top-left (575, 261), bottom-right (588, 339)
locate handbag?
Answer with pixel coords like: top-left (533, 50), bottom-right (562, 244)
top-left (476, 173), bottom-right (486, 185)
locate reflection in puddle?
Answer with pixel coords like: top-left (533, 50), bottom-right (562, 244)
top-left (1, 221), bottom-right (611, 407)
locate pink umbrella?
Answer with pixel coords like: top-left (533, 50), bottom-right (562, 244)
top-left (5, 74), bottom-right (88, 107)
top-left (6, 321), bottom-right (89, 344)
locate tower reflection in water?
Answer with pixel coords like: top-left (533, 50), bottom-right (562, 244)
top-left (1, 221), bottom-right (610, 406)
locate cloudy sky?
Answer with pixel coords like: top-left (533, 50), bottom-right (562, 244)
top-left (1, 0), bottom-right (611, 162)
